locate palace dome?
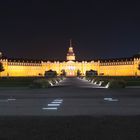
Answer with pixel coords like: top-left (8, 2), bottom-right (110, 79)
top-left (66, 40), bottom-right (76, 61)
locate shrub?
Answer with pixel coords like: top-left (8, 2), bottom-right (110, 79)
top-left (30, 79), bottom-right (51, 88)
top-left (60, 76), bottom-right (65, 80)
top-left (126, 81), bottom-right (140, 86)
top-left (89, 78), bottom-right (93, 82)
top-left (96, 80), bottom-right (100, 84)
top-left (109, 79), bottom-right (126, 88)
top-left (101, 80), bottom-right (109, 86)
top-left (86, 76), bottom-right (93, 81)
top-left (49, 79), bottom-right (57, 85)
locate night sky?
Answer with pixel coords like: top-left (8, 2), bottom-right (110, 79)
top-left (0, 0), bottom-right (140, 61)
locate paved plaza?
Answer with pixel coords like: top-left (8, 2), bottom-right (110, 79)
top-left (0, 78), bottom-right (140, 116)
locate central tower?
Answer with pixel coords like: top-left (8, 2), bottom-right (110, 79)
top-left (66, 39), bottom-right (76, 61)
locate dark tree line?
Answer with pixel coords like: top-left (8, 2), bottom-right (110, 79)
top-left (0, 62), bottom-right (4, 72)
top-left (138, 64), bottom-right (140, 70)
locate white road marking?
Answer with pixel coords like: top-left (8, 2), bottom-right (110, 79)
top-left (42, 98), bottom-right (63, 111)
top-left (104, 98), bottom-right (119, 102)
top-left (8, 99), bottom-right (16, 101)
top-left (52, 101), bottom-right (62, 104)
top-left (42, 107), bottom-right (58, 110)
top-left (0, 99), bottom-right (16, 102)
top-left (48, 104), bottom-right (60, 106)
top-left (54, 99), bottom-right (63, 102)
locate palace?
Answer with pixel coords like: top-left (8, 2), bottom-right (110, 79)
top-left (0, 41), bottom-right (140, 77)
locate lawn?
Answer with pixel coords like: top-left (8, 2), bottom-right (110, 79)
top-left (0, 77), bottom-right (40, 87)
top-left (85, 76), bottom-right (140, 87)
top-left (0, 76), bottom-right (63, 87)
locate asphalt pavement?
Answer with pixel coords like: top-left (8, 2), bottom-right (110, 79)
top-left (0, 77), bottom-right (140, 116)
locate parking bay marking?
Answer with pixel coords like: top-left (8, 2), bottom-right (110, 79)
top-left (42, 107), bottom-right (58, 110)
top-left (42, 98), bottom-right (63, 111)
top-left (104, 98), bottom-right (119, 102)
top-left (0, 99), bottom-right (16, 102)
top-left (47, 104), bottom-right (60, 106)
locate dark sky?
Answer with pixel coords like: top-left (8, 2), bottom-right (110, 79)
top-left (0, 0), bottom-right (140, 60)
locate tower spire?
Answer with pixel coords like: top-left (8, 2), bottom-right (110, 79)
top-left (70, 39), bottom-right (72, 47)
top-left (66, 39), bottom-right (76, 61)
top-left (0, 51), bottom-right (2, 58)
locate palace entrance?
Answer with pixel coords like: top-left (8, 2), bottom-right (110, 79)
top-left (66, 65), bottom-right (76, 77)
top-left (65, 63), bottom-right (76, 77)
top-left (66, 71), bottom-right (75, 77)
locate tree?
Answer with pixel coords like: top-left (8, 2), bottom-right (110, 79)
top-left (44, 70), bottom-right (57, 78)
top-left (0, 62), bottom-right (4, 77)
top-left (138, 64), bottom-right (140, 70)
top-left (77, 69), bottom-right (81, 77)
top-left (86, 69), bottom-right (98, 77)
top-left (61, 69), bottom-right (66, 76)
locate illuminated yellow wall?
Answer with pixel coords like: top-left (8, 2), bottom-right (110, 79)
top-left (0, 59), bottom-right (43, 77)
top-left (0, 58), bottom-right (140, 77)
top-left (99, 59), bottom-right (140, 76)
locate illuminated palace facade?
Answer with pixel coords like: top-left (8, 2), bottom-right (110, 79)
top-left (0, 42), bottom-right (140, 77)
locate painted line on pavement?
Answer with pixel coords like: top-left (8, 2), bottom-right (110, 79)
top-left (42, 107), bottom-right (58, 110)
top-left (0, 99), bottom-right (16, 102)
top-left (8, 99), bottom-right (16, 101)
top-left (51, 101), bottom-right (63, 104)
top-left (48, 104), bottom-right (60, 106)
top-left (54, 99), bottom-right (63, 101)
top-left (42, 98), bottom-right (63, 111)
top-left (104, 98), bottom-right (119, 102)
